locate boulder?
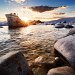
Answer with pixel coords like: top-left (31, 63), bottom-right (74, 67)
top-left (55, 24), bottom-right (64, 28)
top-left (47, 66), bottom-right (75, 75)
top-left (0, 51), bottom-right (30, 75)
top-left (65, 25), bottom-right (74, 28)
top-left (54, 35), bottom-right (75, 68)
top-left (67, 28), bottom-right (75, 36)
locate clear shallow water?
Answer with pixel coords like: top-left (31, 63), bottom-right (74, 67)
top-left (0, 25), bottom-right (70, 55)
top-left (0, 26), bottom-right (10, 42)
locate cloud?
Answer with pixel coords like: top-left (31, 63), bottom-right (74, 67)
top-left (53, 12), bottom-right (66, 19)
top-left (54, 12), bottom-right (65, 15)
top-left (15, 0), bottom-right (26, 3)
top-left (28, 6), bottom-right (58, 13)
top-left (10, 0), bottom-right (26, 3)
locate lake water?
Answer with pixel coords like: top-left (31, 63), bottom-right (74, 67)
top-left (0, 25), bottom-right (70, 55)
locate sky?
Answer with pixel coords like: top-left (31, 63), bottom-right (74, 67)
top-left (0, 0), bottom-right (75, 22)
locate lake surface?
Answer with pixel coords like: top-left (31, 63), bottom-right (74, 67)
top-left (0, 25), bottom-right (70, 55)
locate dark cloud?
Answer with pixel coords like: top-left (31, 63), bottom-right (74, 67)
top-left (28, 6), bottom-right (58, 13)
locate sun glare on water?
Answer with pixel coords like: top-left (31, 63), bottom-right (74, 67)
top-left (20, 17), bottom-right (29, 22)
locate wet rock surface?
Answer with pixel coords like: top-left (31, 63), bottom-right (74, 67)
top-left (0, 25), bottom-right (70, 75)
top-left (54, 35), bottom-right (75, 68)
top-left (67, 28), bottom-right (75, 36)
top-left (47, 66), bottom-right (75, 75)
top-left (0, 51), bottom-right (31, 75)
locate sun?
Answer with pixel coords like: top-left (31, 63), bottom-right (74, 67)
top-left (20, 17), bottom-right (29, 22)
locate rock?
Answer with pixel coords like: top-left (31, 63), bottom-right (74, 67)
top-left (32, 67), bottom-right (47, 75)
top-left (67, 28), bottom-right (75, 36)
top-left (55, 23), bottom-right (64, 28)
top-left (65, 25), bottom-right (74, 28)
top-left (35, 56), bottom-right (43, 63)
top-left (47, 66), bottom-right (75, 75)
top-left (30, 61), bottom-right (55, 75)
top-left (54, 35), bottom-right (75, 68)
top-left (0, 51), bottom-right (31, 75)
top-left (29, 55), bottom-right (57, 75)
top-left (32, 55), bottom-right (55, 67)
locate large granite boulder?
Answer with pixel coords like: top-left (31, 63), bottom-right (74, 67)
top-left (54, 35), bottom-right (75, 68)
top-left (47, 66), bottom-right (75, 75)
top-left (0, 51), bottom-right (30, 75)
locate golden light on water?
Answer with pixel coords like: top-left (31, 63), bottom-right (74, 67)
top-left (20, 17), bottom-right (29, 22)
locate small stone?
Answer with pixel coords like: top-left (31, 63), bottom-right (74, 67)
top-left (35, 56), bottom-right (43, 63)
top-left (55, 57), bottom-right (59, 61)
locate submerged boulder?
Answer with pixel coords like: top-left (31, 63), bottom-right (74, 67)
top-left (47, 66), bottom-right (75, 75)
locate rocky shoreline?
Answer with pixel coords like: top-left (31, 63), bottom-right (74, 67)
top-left (0, 25), bottom-right (71, 75)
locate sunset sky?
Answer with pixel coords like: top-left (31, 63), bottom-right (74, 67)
top-left (0, 0), bottom-right (75, 22)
